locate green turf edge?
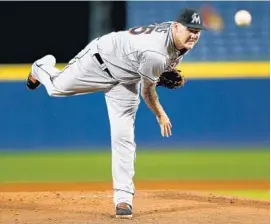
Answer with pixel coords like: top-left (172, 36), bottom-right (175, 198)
top-left (211, 190), bottom-right (270, 201)
top-left (0, 150), bottom-right (269, 182)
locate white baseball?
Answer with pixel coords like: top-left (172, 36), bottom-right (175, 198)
top-left (235, 10), bottom-right (252, 26)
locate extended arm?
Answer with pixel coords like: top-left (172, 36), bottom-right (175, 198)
top-left (141, 77), bottom-right (172, 137)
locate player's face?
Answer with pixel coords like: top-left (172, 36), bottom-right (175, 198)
top-left (183, 27), bottom-right (201, 49)
top-left (176, 24), bottom-right (201, 50)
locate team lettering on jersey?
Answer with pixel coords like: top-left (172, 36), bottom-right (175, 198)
top-left (128, 22), bottom-right (171, 35)
top-left (128, 22), bottom-right (187, 72)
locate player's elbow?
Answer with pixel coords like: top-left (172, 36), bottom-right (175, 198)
top-left (140, 88), bottom-right (149, 100)
top-left (141, 84), bottom-right (156, 98)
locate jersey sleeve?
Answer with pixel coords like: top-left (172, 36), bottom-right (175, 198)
top-left (137, 51), bottom-right (167, 83)
top-left (171, 56), bottom-right (184, 70)
top-left (178, 56), bottom-right (184, 64)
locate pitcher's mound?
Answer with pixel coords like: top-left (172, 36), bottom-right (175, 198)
top-left (0, 190), bottom-right (269, 224)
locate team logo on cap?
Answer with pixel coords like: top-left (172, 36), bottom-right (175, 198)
top-left (191, 13), bottom-right (201, 24)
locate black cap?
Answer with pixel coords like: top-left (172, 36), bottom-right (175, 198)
top-left (177, 8), bottom-right (206, 30)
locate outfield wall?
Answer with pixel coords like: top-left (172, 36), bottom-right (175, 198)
top-left (0, 63), bottom-right (269, 151)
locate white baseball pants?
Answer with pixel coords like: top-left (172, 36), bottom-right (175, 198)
top-left (31, 38), bottom-right (140, 207)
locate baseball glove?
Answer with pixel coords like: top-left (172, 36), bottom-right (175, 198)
top-left (156, 69), bottom-right (185, 89)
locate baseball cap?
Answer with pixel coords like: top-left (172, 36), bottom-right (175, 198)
top-left (177, 8), bottom-right (206, 30)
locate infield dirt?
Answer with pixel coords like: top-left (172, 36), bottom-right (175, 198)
top-left (0, 180), bottom-right (269, 224)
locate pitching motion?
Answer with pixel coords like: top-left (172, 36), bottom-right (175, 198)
top-left (26, 8), bottom-right (205, 219)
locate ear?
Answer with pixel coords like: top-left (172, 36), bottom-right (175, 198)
top-left (173, 23), bottom-right (179, 32)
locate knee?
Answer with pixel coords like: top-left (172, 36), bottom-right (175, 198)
top-left (47, 90), bottom-right (71, 97)
top-left (47, 91), bottom-right (61, 97)
top-left (48, 92), bottom-right (60, 97)
top-left (50, 80), bottom-right (77, 97)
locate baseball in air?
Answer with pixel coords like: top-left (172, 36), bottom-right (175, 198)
top-left (235, 10), bottom-right (252, 26)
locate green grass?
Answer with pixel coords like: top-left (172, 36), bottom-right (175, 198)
top-left (213, 190), bottom-right (270, 200)
top-left (0, 149), bottom-right (269, 183)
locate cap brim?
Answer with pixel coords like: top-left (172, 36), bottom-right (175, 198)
top-left (183, 23), bottom-right (207, 31)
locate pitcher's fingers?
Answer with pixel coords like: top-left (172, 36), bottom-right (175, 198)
top-left (164, 127), bottom-right (168, 137)
top-left (160, 124), bottom-right (165, 137)
top-left (166, 124), bottom-right (172, 137)
top-left (164, 124), bottom-right (169, 137)
top-left (167, 124), bottom-right (172, 136)
top-left (164, 124), bottom-right (170, 137)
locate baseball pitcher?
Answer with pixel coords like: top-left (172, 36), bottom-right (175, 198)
top-left (26, 8), bottom-right (205, 219)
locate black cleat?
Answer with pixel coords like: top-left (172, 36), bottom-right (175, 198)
top-left (115, 202), bottom-right (133, 219)
top-left (26, 73), bottom-right (40, 90)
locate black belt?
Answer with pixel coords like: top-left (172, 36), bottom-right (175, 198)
top-left (94, 53), bottom-right (113, 79)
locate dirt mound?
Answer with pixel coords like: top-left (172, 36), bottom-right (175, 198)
top-left (0, 190), bottom-right (269, 224)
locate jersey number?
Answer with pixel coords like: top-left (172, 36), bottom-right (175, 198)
top-left (129, 23), bottom-right (171, 35)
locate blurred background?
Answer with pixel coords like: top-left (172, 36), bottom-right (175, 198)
top-left (0, 1), bottom-right (269, 198)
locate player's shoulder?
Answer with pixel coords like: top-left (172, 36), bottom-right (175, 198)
top-left (126, 21), bottom-right (174, 36)
top-left (156, 21), bottom-right (175, 26)
top-left (152, 21), bottom-right (175, 30)
top-left (147, 20), bottom-right (175, 26)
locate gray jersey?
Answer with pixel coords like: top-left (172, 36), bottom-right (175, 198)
top-left (97, 21), bottom-right (188, 84)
